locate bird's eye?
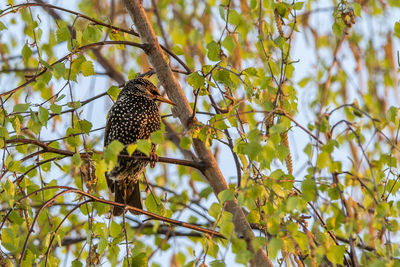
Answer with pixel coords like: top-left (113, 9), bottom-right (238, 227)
top-left (149, 88), bottom-right (160, 96)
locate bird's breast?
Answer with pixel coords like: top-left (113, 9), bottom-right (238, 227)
top-left (106, 96), bottom-right (161, 146)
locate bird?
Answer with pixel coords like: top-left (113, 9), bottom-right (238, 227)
top-left (104, 77), bottom-right (174, 216)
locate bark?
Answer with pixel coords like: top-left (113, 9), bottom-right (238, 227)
top-left (121, 0), bottom-right (272, 266)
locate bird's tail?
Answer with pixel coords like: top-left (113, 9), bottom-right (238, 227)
top-left (113, 182), bottom-right (142, 216)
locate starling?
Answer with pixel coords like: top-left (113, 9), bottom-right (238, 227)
top-left (104, 77), bottom-right (174, 215)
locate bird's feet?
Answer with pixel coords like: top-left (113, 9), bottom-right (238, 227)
top-left (149, 151), bottom-right (158, 168)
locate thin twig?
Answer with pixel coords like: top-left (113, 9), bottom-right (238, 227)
top-left (5, 138), bottom-right (206, 170)
top-left (0, 41), bottom-right (146, 97)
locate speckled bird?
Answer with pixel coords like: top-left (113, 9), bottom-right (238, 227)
top-left (104, 78), bottom-right (174, 216)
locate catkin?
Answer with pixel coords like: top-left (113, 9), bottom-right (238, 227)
top-left (281, 130), bottom-right (293, 174)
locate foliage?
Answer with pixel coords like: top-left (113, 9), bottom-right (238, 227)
top-left (0, 0), bottom-right (400, 266)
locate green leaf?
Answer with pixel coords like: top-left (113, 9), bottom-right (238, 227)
top-left (136, 139), bottom-right (152, 156)
top-left (221, 34), bottom-right (235, 53)
top-left (232, 237), bottom-right (252, 264)
top-left (0, 127), bottom-right (8, 140)
top-left (98, 237), bottom-right (108, 254)
top-left (127, 144), bottom-right (137, 155)
top-left (104, 140), bottom-right (124, 166)
top-left (179, 136), bottom-right (192, 150)
top-left (12, 117), bottom-right (21, 136)
top-left (131, 253), bottom-right (148, 267)
top-left (110, 221), bottom-right (122, 238)
top-left (210, 260), bottom-right (225, 267)
top-left (0, 21), bottom-right (7, 31)
top-left (267, 216), bottom-right (280, 235)
top-left (317, 151), bottom-right (330, 169)
top-left (250, 0), bottom-right (257, 9)
top-left (50, 103), bottom-right (62, 114)
top-left (246, 210), bottom-right (260, 223)
top-left (53, 62), bottom-right (66, 77)
top-left (199, 187), bottom-right (213, 198)
top-left (56, 26), bottom-right (71, 42)
top-left (4, 179), bottom-right (15, 207)
top-left (298, 77), bottom-right (311, 87)
top-left (72, 152), bottom-right (82, 167)
top-left (213, 117), bottom-right (229, 130)
top-left (218, 189), bottom-right (235, 203)
top-left (0, 127), bottom-right (8, 138)
top-left (293, 2), bottom-right (304, 10)
top-left (1, 227), bottom-right (19, 253)
top-left (293, 231), bottom-right (308, 251)
top-left (268, 238), bottom-right (283, 259)
top-left (145, 194), bottom-right (165, 215)
top-left (150, 130), bottom-right (164, 144)
top-left (187, 72), bottom-right (205, 88)
top-left (214, 69), bottom-right (235, 88)
top-left (83, 25), bottom-right (101, 43)
top-left (252, 236), bottom-right (266, 251)
top-left (107, 86), bottom-right (120, 101)
top-left (276, 3), bottom-right (288, 16)
top-left (353, 3), bottom-right (361, 17)
top-left (70, 55), bottom-right (85, 81)
top-left (39, 59), bottom-right (52, 70)
top-left (67, 101), bottom-right (81, 109)
top-left (276, 144), bottom-right (289, 162)
top-left (332, 22), bottom-right (342, 36)
top-left (21, 248), bottom-right (36, 266)
top-left (38, 106), bottom-right (49, 125)
top-left (81, 60), bottom-right (95, 76)
top-left (301, 178), bottom-right (316, 201)
top-left (206, 41), bottom-right (221, 61)
top-left (171, 45), bottom-right (184, 55)
top-left (388, 0), bottom-right (400, 7)
top-left (21, 44), bottom-right (32, 61)
top-left (93, 202), bottom-right (108, 215)
top-left (326, 245), bottom-right (346, 265)
top-left (56, 94), bottom-right (66, 102)
top-left (376, 202), bottom-right (390, 218)
top-left (236, 141), bottom-right (262, 160)
top-left (71, 260), bottom-right (83, 267)
top-left (386, 106), bottom-right (398, 123)
top-left (228, 10), bottom-right (240, 26)
top-left (208, 202), bottom-right (222, 219)
top-left (109, 31), bottom-right (125, 45)
top-left (287, 196), bottom-right (300, 212)
top-left (13, 103), bottom-right (29, 113)
top-left (243, 67), bottom-right (258, 76)
top-left (218, 5), bottom-right (226, 21)
top-left (8, 213), bottom-right (26, 225)
top-left (219, 211), bottom-right (234, 237)
top-left (80, 119), bottom-right (92, 134)
top-left (95, 159), bottom-right (107, 181)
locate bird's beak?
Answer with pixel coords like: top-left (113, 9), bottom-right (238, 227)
top-left (154, 95), bottom-right (176, 105)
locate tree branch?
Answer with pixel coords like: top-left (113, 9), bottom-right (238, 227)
top-left (60, 226), bottom-right (204, 247)
top-left (1, 2), bottom-right (191, 75)
top-left (5, 138), bottom-right (206, 170)
top-left (0, 41), bottom-right (145, 97)
top-left (121, 1), bottom-right (272, 266)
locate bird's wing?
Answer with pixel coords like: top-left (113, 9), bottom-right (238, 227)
top-left (138, 113), bottom-right (151, 139)
top-left (121, 110), bottom-right (151, 140)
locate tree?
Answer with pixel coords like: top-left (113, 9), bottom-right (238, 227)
top-left (0, 0), bottom-right (399, 266)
